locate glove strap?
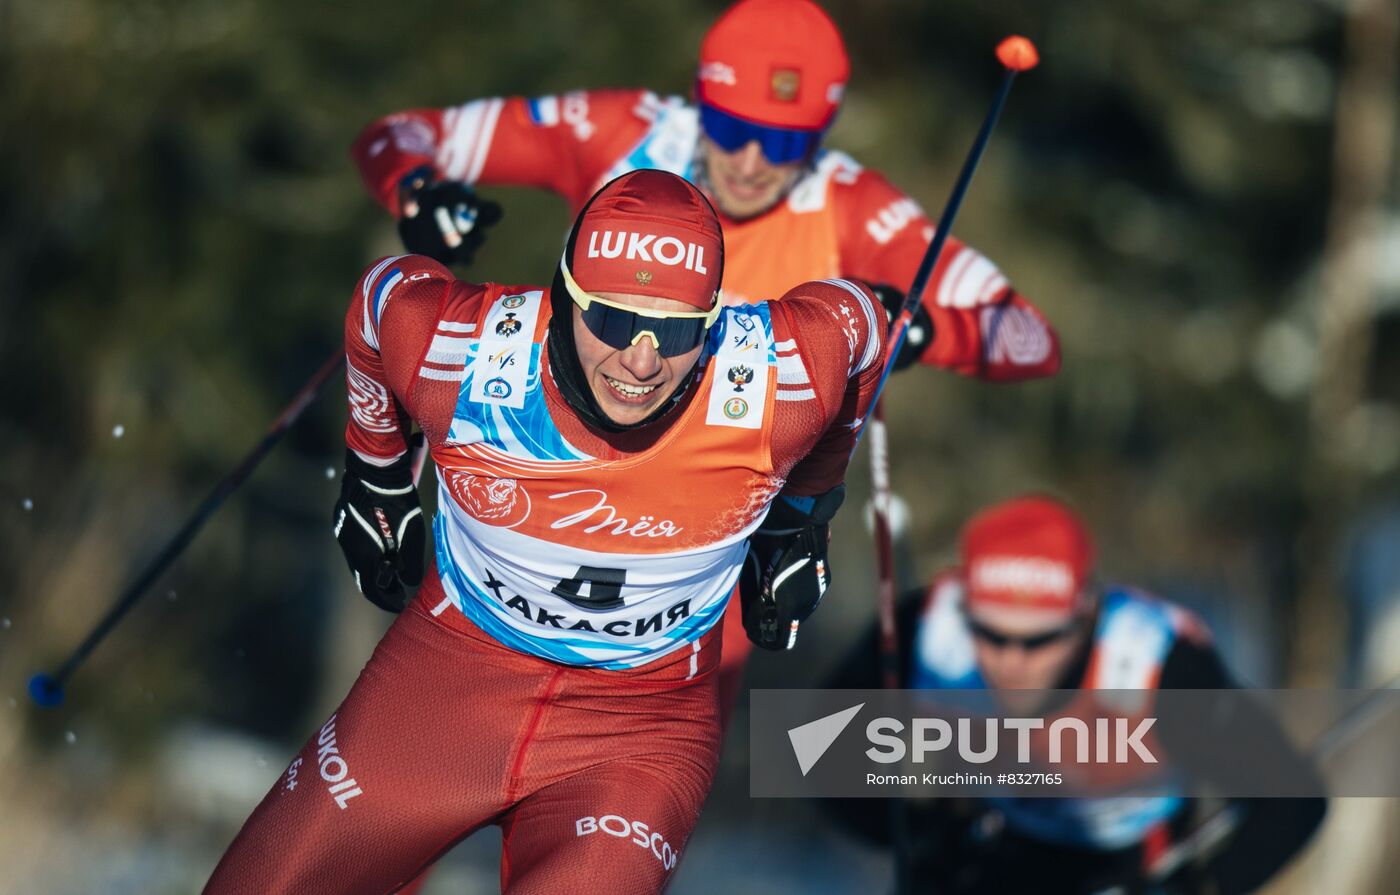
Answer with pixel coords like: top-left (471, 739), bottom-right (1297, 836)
top-left (758, 485), bottom-right (846, 536)
top-left (363, 479), bottom-right (415, 497)
top-left (345, 435), bottom-right (421, 491)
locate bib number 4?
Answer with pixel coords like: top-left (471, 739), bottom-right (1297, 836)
top-left (551, 566), bottom-right (628, 611)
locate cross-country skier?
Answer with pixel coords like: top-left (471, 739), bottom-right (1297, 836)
top-left (351, 0), bottom-right (1062, 717)
top-left (829, 496), bottom-right (1327, 894)
top-left (203, 168), bottom-right (891, 894)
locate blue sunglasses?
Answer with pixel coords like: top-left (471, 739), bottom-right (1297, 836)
top-left (699, 102), bottom-right (826, 165)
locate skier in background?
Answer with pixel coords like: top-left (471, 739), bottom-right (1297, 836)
top-left (828, 496), bottom-right (1327, 894)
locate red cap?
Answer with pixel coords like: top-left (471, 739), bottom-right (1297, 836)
top-left (568, 170), bottom-right (723, 311)
top-left (960, 496), bottom-right (1095, 627)
top-left (697, 0), bottom-right (849, 131)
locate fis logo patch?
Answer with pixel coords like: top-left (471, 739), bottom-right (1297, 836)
top-left (707, 307), bottom-right (768, 429)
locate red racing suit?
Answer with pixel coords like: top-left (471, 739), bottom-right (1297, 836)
top-left (353, 88), bottom-right (1063, 712)
top-left (202, 256), bottom-right (888, 894)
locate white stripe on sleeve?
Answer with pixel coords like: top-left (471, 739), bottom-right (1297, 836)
top-left (437, 99), bottom-right (505, 184)
top-left (826, 278), bottom-right (882, 373)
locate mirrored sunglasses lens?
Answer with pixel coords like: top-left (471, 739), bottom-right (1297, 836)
top-left (700, 105), bottom-right (819, 164)
top-left (757, 130), bottom-right (819, 165)
top-left (581, 305), bottom-right (706, 356)
top-left (653, 318), bottom-right (706, 356)
top-left (580, 304), bottom-right (635, 350)
top-left (699, 105), bottom-right (749, 151)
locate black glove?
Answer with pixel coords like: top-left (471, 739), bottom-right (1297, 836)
top-left (332, 439), bottom-right (426, 612)
top-left (740, 486), bottom-right (845, 650)
top-left (871, 283), bottom-right (933, 372)
top-left (396, 165), bottom-right (503, 267)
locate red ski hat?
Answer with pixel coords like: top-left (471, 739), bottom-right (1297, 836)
top-left (567, 170), bottom-right (723, 311)
top-left (960, 496), bottom-right (1096, 628)
top-left (696, 0), bottom-right (850, 132)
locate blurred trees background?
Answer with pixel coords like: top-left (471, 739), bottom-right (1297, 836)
top-left (1, 0), bottom-right (1396, 892)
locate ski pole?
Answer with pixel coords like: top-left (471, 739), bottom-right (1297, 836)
top-left (869, 401), bottom-right (902, 691)
top-left (869, 401), bottom-right (920, 895)
top-left (868, 31), bottom-right (1040, 681)
top-left (864, 36), bottom-right (1039, 895)
top-left (28, 348), bottom-right (346, 708)
top-left (854, 35), bottom-right (1039, 457)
